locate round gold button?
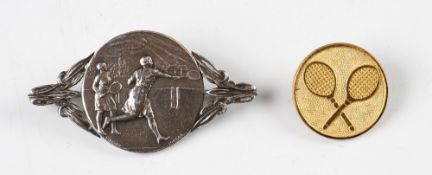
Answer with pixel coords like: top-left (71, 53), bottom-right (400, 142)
top-left (293, 43), bottom-right (388, 138)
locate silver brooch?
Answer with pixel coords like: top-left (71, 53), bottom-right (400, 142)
top-left (28, 31), bottom-right (257, 152)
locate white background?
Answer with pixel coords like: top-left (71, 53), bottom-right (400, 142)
top-left (1, 0), bottom-right (431, 174)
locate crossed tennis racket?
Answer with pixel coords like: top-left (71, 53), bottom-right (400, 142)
top-left (304, 62), bottom-right (380, 131)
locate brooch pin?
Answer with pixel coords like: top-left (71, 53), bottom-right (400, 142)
top-left (28, 31), bottom-right (257, 152)
top-left (293, 43), bottom-right (388, 138)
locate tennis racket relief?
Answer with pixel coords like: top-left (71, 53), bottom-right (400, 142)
top-left (304, 61), bottom-right (354, 130)
top-left (323, 65), bottom-right (380, 129)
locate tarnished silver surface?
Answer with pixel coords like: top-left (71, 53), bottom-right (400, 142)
top-left (28, 31), bottom-right (257, 152)
top-left (28, 53), bottom-right (98, 137)
top-left (191, 52), bottom-right (257, 131)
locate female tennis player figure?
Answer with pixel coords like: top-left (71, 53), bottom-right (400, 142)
top-left (92, 62), bottom-right (121, 135)
top-left (104, 56), bottom-right (181, 144)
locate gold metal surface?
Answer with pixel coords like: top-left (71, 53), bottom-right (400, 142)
top-left (293, 43), bottom-right (388, 138)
